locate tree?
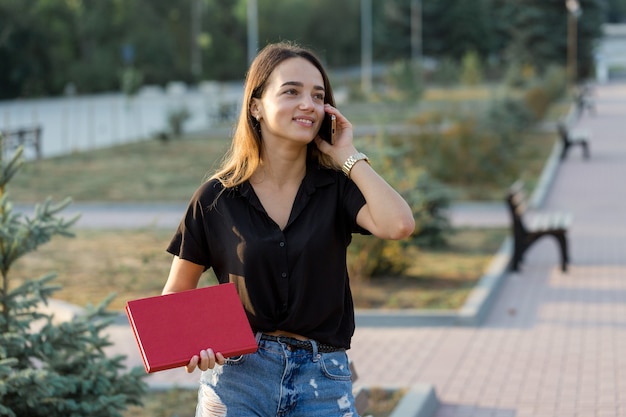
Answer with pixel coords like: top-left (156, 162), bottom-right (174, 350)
top-left (489, 0), bottom-right (604, 80)
top-left (0, 146), bottom-right (147, 417)
top-left (419, 0), bottom-right (493, 60)
top-left (604, 0), bottom-right (626, 22)
top-left (0, 0), bottom-right (607, 98)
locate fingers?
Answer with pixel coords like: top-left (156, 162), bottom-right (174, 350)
top-left (322, 104), bottom-right (352, 145)
top-left (186, 349), bottom-right (222, 373)
top-left (324, 104), bottom-right (351, 127)
top-left (186, 355), bottom-right (199, 373)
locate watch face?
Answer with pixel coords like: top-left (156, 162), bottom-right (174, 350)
top-left (342, 153), bottom-right (368, 177)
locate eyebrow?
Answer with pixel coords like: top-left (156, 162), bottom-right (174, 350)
top-left (281, 81), bottom-right (325, 91)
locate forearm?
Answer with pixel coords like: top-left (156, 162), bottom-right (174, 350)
top-left (162, 256), bottom-right (204, 294)
top-left (348, 159), bottom-right (415, 240)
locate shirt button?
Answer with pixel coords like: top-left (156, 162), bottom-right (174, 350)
top-left (281, 272), bottom-right (287, 278)
top-left (279, 241), bottom-right (285, 247)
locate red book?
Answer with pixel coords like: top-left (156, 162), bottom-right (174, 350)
top-left (126, 283), bottom-right (258, 373)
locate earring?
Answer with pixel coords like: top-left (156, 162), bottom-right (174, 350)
top-left (255, 115), bottom-right (261, 122)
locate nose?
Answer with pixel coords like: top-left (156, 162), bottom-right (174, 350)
top-left (298, 94), bottom-right (315, 110)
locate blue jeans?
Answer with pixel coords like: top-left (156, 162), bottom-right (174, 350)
top-left (195, 335), bottom-right (359, 417)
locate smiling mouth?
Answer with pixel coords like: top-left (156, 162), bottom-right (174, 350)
top-left (294, 118), bottom-right (314, 126)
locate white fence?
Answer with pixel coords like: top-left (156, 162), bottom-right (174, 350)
top-left (0, 81), bottom-right (243, 161)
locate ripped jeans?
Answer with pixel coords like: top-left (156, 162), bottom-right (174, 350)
top-left (195, 335), bottom-right (359, 417)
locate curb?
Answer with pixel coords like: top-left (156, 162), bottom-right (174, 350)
top-left (353, 384), bottom-right (440, 417)
top-left (389, 384), bottom-right (440, 417)
top-left (354, 238), bottom-right (512, 328)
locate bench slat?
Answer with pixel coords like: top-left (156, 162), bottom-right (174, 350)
top-left (506, 181), bottom-right (571, 272)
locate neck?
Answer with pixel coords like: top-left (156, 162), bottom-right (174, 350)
top-left (253, 143), bottom-right (308, 187)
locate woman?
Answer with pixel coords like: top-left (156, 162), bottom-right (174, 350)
top-left (162, 41), bottom-right (415, 417)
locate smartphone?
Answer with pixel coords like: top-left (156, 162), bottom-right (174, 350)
top-left (319, 113), bottom-right (336, 145)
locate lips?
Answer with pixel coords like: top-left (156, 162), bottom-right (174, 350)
top-left (294, 117), bottom-right (315, 127)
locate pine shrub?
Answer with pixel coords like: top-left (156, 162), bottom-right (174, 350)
top-left (0, 147), bottom-right (147, 417)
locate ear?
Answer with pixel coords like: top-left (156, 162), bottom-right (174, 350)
top-left (250, 99), bottom-right (262, 120)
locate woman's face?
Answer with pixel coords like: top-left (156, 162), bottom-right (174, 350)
top-left (252, 57), bottom-right (326, 145)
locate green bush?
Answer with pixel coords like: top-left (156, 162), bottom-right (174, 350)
top-left (384, 59), bottom-right (424, 101)
top-left (166, 106), bottom-right (192, 138)
top-left (348, 137), bottom-right (453, 280)
top-left (460, 50), bottom-right (484, 86)
top-left (542, 65), bottom-right (568, 102)
top-left (406, 93), bottom-right (536, 188)
top-left (120, 67), bottom-right (144, 98)
top-left (524, 86), bottom-right (550, 121)
top-left (503, 61), bottom-right (536, 88)
top-left (430, 57), bottom-right (460, 86)
top-left (485, 95), bottom-right (535, 135)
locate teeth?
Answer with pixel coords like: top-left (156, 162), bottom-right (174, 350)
top-left (295, 118), bottom-right (313, 125)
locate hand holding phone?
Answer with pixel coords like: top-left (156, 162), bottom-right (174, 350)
top-left (319, 113), bottom-right (336, 145)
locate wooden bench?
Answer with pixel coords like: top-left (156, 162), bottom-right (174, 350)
top-left (505, 181), bottom-right (572, 272)
top-left (574, 84), bottom-right (596, 119)
top-left (557, 122), bottom-right (590, 161)
top-left (1, 126), bottom-right (43, 159)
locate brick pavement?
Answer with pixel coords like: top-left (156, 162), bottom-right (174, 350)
top-left (348, 82), bottom-right (626, 416)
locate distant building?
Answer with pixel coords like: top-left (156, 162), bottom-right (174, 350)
top-left (595, 24), bottom-right (626, 83)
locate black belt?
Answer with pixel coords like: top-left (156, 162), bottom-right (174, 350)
top-left (260, 334), bottom-right (343, 354)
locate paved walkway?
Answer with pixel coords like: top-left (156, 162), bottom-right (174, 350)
top-left (348, 83), bottom-right (626, 416)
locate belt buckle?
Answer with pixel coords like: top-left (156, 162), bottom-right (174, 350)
top-left (275, 335), bottom-right (297, 351)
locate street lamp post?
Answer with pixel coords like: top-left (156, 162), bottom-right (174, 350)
top-left (248, 0), bottom-right (259, 66)
top-left (190, 0), bottom-right (203, 79)
top-left (566, 0), bottom-right (581, 86)
top-left (361, 0), bottom-right (373, 93)
top-left (410, 0), bottom-right (422, 64)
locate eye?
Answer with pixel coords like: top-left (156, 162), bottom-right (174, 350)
top-left (313, 92), bottom-right (325, 101)
top-left (284, 88), bottom-right (298, 95)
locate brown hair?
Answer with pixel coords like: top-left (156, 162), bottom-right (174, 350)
top-left (210, 41), bottom-right (336, 188)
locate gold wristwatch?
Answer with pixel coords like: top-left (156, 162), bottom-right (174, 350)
top-left (342, 152), bottom-right (369, 178)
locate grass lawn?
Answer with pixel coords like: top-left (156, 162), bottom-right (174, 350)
top-left (11, 226), bottom-right (506, 312)
top-left (9, 133), bottom-right (231, 203)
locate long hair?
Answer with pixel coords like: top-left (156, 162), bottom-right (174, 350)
top-left (210, 41), bottom-right (336, 188)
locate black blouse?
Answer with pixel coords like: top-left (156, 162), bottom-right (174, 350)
top-left (166, 163), bottom-right (369, 349)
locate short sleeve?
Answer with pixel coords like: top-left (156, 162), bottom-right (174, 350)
top-left (166, 181), bottom-right (219, 269)
top-left (341, 175), bottom-right (370, 235)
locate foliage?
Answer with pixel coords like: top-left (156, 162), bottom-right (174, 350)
top-left (524, 86), bottom-right (551, 121)
top-left (429, 57), bottom-right (461, 86)
top-left (166, 106), bottom-right (192, 138)
top-left (503, 61), bottom-right (535, 89)
top-left (604, 0), bottom-right (626, 22)
top-left (0, 0), bottom-right (606, 99)
top-left (542, 65), bottom-right (569, 102)
top-left (422, 0), bottom-right (495, 60)
top-left (120, 67), bottom-right (144, 97)
top-left (405, 80), bottom-right (556, 189)
top-left (491, 0), bottom-right (605, 81)
top-left (348, 136), bottom-right (453, 279)
top-left (460, 50), bottom-right (484, 86)
top-left (520, 65), bottom-right (568, 121)
top-left (0, 147), bottom-right (147, 417)
top-left (384, 59), bottom-right (425, 101)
